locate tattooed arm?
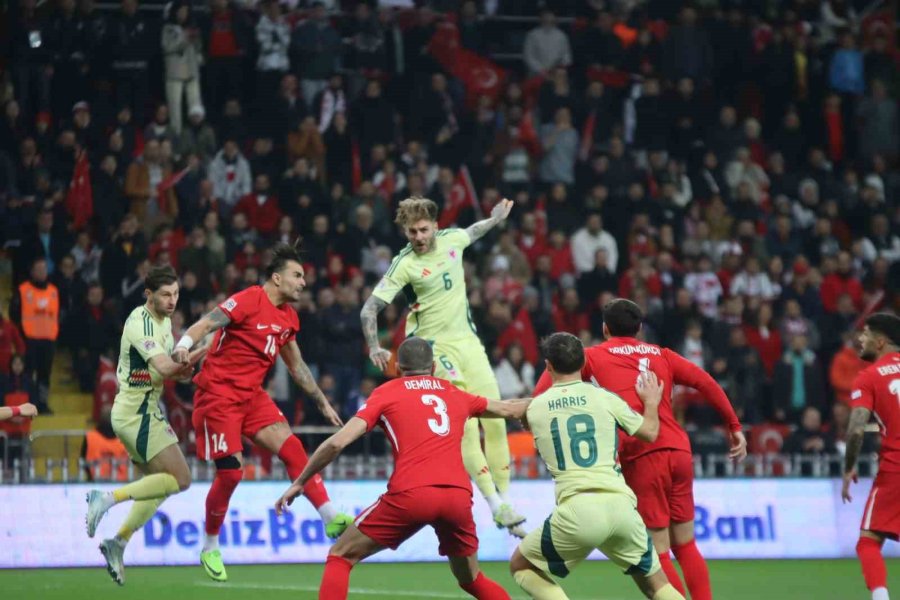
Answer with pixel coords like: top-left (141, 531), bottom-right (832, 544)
top-left (841, 406), bottom-right (872, 503)
top-left (360, 293), bottom-right (392, 371)
top-left (280, 340), bottom-right (343, 427)
top-left (463, 198), bottom-right (514, 244)
top-left (173, 307), bottom-right (231, 363)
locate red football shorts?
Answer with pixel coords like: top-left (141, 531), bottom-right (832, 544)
top-left (355, 486), bottom-right (479, 557)
top-left (860, 470), bottom-right (900, 540)
top-left (192, 387), bottom-right (287, 460)
top-left (622, 449), bottom-right (695, 529)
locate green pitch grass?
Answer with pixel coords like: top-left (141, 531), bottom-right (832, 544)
top-left (3, 559), bottom-right (897, 599)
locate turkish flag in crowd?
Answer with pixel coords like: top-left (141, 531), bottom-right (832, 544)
top-left (65, 149), bottom-right (93, 230)
top-left (438, 165), bottom-right (478, 228)
top-left (428, 19), bottom-right (505, 108)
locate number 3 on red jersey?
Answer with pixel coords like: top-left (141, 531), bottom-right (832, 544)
top-left (422, 394), bottom-right (450, 436)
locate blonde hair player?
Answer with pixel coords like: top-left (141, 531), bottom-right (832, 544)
top-left (360, 196), bottom-right (527, 536)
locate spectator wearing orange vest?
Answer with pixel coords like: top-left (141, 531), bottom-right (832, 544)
top-left (10, 258), bottom-right (59, 414)
top-left (829, 330), bottom-right (868, 404)
top-left (81, 406), bottom-right (130, 482)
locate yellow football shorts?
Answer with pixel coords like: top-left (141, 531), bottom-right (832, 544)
top-left (518, 491), bottom-right (660, 579)
top-left (111, 395), bottom-right (179, 464)
top-left (431, 336), bottom-right (500, 399)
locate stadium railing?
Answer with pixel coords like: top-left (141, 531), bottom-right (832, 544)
top-left (3, 427), bottom-right (881, 483)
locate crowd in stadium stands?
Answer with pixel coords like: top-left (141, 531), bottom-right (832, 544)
top-left (1, 0), bottom-right (898, 466)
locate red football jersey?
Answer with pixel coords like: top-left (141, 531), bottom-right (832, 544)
top-left (534, 336), bottom-right (741, 462)
top-left (354, 376), bottom-right (488, 494)
top-left (851, 352), bottom-right (900, 474)
top-left (194, 286), bottom-right (299, 401)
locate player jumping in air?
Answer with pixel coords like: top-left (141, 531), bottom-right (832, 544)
top-left (360, 196), bottom-right (527, 537)
top-left (842, 313), bottom-right (900, 600)
top-left (173, 244), bottom-right (352, 582)
top-left (85, 266), bottom-right (204, 585)
top-left (534, 299), bottom-right (747, 600)
top-left (275, 336), bottom-right (530, 600)
top-left (512, 333), bottom-right (683, 600)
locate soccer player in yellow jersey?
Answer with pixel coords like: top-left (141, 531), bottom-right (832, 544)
top-left (361, 196), bottom-right (527, 536)
top-left (84, 266), bottom-right (204, 585)
top-left (511, 333), bottom-right (684, 600)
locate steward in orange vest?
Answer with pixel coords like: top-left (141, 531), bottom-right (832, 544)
top-left (82, 406), bottom-right (130, 481)
top-left (18, 279), bottom-right (60, 341)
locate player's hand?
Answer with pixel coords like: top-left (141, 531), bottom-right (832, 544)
top-left (274, 481), bottom-right (304, 515)
top-left (729, 430), bottom-right (748, 462)
top-left (172, 347), bottom-right (190, 365)
top-left (369, 347), bottom-right (391, 371)
top-left (18, 403), bottom-right (38, 418)
top-left (490, 198), bottom-right (514, 221)
top-left (842, 469), bottom-right (858, 503)
top-left (635, 371), bottom-right (663, 406)
top-left (317, 399), bottom-right (344, 427)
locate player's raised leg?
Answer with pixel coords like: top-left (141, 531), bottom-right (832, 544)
top-left (96, 444), bottom-right (191, 585)
top-left (252, 417), bottom-right (352, 538)
top-left (445, 341), bottom-right (525, 535)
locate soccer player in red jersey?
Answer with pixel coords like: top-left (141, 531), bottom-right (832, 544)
top-left (533, 299), bottom-right (747, 600)
top-left (173, 244), bottom-right (351, 582)
top-left (842, 313), bottom-right (900, 600)
top-left (275, 336), bottom-right (530, 600)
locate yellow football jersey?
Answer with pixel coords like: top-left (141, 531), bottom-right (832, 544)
top-left (528, 380), bottom-right (645, 505)
top-left (115, 305), bottom-right (173, 412)
top-left (371, 228), bottom-right (478, 342)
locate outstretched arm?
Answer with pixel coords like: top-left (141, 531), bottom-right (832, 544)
top-left (360, 293), bottom-right (391, 371)
top-left (464, 198), bottom-right (513, 244)
top-left (173, 307), bottom-right (231, 363)
top-left (481, 398), bottom-right (531, 419)
top-left (842, 406), bottom-right (871, 503)
top-left (274, 417), bottom-right (368, 514)
top-left (0, 403), bottom-right (38, 421)
top-left (280, 340), bottom-right (343, 427)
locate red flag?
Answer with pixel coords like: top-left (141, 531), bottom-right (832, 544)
top-left (579, 110), bottom-right (596, 161)
top-left (428, 20), bottom-right (506, 109)
top-left (453, 48), bottom-right (506, 109)
top-left (156, 166), bottom-right (191, 211)
top-left (66, 149), bottom-right (93, 230)
top-left (351, 140), bottom-right (362, 193)
top-left (438, 165), bottom-right (478, 228)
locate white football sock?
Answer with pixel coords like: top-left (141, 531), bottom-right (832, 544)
top-left (317, 501), bottom-right (338, 523)
top-left (485, 492), bottom-right (503, 513)
top-left (872, 587), bottom-right (889, 600)
top-left (203, 533), bottom-right (220, 552)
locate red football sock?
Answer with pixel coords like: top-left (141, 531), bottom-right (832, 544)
top-left (857, 537), bottom-right (887, 591)
top-left (319, 555), bottom-right (353, 600)
top-left (278, 435), bottom-right (330, 508)
top-left (459, 572), bottom-right (511, 600)
top-left (659, 550), bottom-right (686, 596)
top-left (672, 539), bottom-right (711, 600)
top-left (205, 468), bottom-right (243, 535)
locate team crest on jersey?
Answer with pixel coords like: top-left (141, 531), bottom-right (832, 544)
top-left (421, 268), bottom-right (431, 278)
top-left (449, 249), bottom-right (458, 260)
top-left (222, 298), bottom-right (237, 311)
top-left (271, 324), bottom-right (283, 332)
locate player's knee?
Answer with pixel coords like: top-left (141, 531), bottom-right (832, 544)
top-left (214, 455), bottom-right (242, 471)
top-left (176, 472), bottom-right (191, 492)
top-left (327, 547), bottom-right (359, 565)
